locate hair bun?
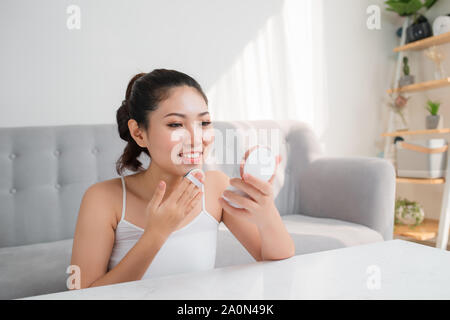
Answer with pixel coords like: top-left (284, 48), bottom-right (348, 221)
top-left (121, 99), bottom-right (131, 118)
top-left (116, 99), bottom-right (132, 141)
top-left (116, 72), bottom-right (145, 143)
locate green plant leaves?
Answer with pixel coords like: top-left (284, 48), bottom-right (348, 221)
top-left (402, 57), bottom-right (410, 75)
top-left (384, 0), bottom-right (437, 16)
top-left (385, 1), bottom-right (409, 16)
top-left (426, 100), bottom-right (441, 115)
top-left (424, 0), bottom-right (438, 9)
top-left (407, 0), bottom-right (425, 13)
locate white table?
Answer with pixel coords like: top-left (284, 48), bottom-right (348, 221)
top-left (22, 240), bottom-right (450, 300)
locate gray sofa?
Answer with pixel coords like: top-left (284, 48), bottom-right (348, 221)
top-left (0, 120), bottom-right (396, 299)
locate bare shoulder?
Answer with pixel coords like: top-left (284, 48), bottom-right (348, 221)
top-left (204, 170), bottom-right (230, 191)
top-left (83, 178), bottom-right (120, 202)
top-left (80, 178), bottom-right (122, 227)
top-left (203, 170), bottom-right (230, 222)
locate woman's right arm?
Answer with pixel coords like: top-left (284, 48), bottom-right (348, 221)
top-left (88, 227), bottom-right (169, 288)
top-left (70, 183), bottom-right (168, 289)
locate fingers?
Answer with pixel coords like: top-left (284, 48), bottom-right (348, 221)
top-left (242, 173), bottom-right (272, 196)
top-left (169, 176), bottom-right (192, 202)
top-left (185, 190), bottom-right (203, 216)
top-left (268, 155), bottom-right (281, 185)
top-left (178, 181), bottom-right (201, 206)
top-left (222, 189), bottom-right (258, 212)
top-left (177, 170), bottom-right (204, 204)
top-left (192, 171), bottom-right (205, 184)
top-left (229, 178), bottom-right (263, 202)
top-left (148, 180), bottom-right (166, 210)
top-left (171, 170), bottom-right (204, 203)
top-left (219, 197), bottom-right (251, 219)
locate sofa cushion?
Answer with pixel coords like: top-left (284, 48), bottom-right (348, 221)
top-left (0, 238), bottom-right (72, 299)
top-left (214, 214), bottom-right (383, 268)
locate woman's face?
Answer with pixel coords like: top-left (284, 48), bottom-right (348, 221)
top-left (144, 85), bottom-right (214, 176)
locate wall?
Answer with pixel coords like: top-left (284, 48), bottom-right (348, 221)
top-left (0, 0), bottom-right (283, 126)
top-left (320, 0), bottom-right (398, 157)
top-left (0, 0), bottom-right (398, 160)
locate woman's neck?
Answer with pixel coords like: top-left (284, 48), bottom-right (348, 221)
top-left (136, 164), bottom-right (182, 200)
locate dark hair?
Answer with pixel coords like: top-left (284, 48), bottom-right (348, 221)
top-left (115, 68), bottom-right (208, 175)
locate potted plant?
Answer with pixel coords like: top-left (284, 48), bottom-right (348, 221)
top-left (385, 0), bottom-right (438, 43)
top-left (398, 56), bottom-right (415, 87)
top-left (425, 100), bottom-right (441, 129)
top-left (395, 197), bottom-right (425, 226)
top-left (388, 94), bottom-right (410, 130)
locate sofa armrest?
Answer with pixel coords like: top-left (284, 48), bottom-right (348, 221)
top-left (296, 156), bottom-right (396, 240)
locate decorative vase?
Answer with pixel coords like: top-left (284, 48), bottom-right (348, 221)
top-left (406, 15), bottom-right (432, 43)
top-left (398, 75), bottom-right (415, 87)
top-left (426, 115), bottom-right (441, 129)
top-left (393, 109), bottom-right (409, 131)
top-left (433, 64), bottom-right (446, 80)
top-left (424, 46), bottom-right (446, 80)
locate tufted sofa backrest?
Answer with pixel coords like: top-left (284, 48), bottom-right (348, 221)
top-left (0, 120), bottom-right (323, 248)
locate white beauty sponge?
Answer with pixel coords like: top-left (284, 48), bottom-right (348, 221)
top-left (183, 168), bottom-right (205, 188)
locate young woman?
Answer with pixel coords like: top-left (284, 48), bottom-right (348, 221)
top-left (70, 69), bottom-right (295, 289)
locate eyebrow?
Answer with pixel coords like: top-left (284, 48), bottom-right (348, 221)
top-left (163, 111), bottom-right (210, 118)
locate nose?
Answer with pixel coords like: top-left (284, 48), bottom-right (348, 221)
top-left (184, 121), bottom-right (204, 146)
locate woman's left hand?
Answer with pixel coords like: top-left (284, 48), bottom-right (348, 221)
top-left (219, 155), bottom-right (282, 228)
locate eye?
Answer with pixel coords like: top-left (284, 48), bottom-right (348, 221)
top-left (168, 123), bottom-right (183, 128)
top-left (167, 121), bottom-right (211, 128)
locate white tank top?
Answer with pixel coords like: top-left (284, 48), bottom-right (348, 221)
top-left (107, 175), bottom-right (220, 279)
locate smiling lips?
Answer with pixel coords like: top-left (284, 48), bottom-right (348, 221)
top-left (178, 151), bottom-right (202, 164)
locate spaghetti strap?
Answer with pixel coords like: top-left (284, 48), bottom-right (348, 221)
top-left (184, 170), bottom-right (206, 212)
top-left (201, 184), bottom-right (205, 212)
top-left (120, 176), bottom-right (126, 222)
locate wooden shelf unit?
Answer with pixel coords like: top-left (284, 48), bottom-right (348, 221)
top-left (396, 177), bottom-right (445, 184)
top-left (381, 128), bottom-right (450, 137)
top-left (394, 234), bottom-right (450, 250)
top-left (383, 19), bottom-right (450, 250)
top-left (387, 77), bottom-right (450, 94)
top-left (384, 130), bottom-right (448, 185)
top-left (394, 31), bottom-right (450, 52)
top-left (394, 218), bottom-right (440, 241)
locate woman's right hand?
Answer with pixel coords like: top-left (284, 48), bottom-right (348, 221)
top-left (143, 172), bottom-right (204, 240)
